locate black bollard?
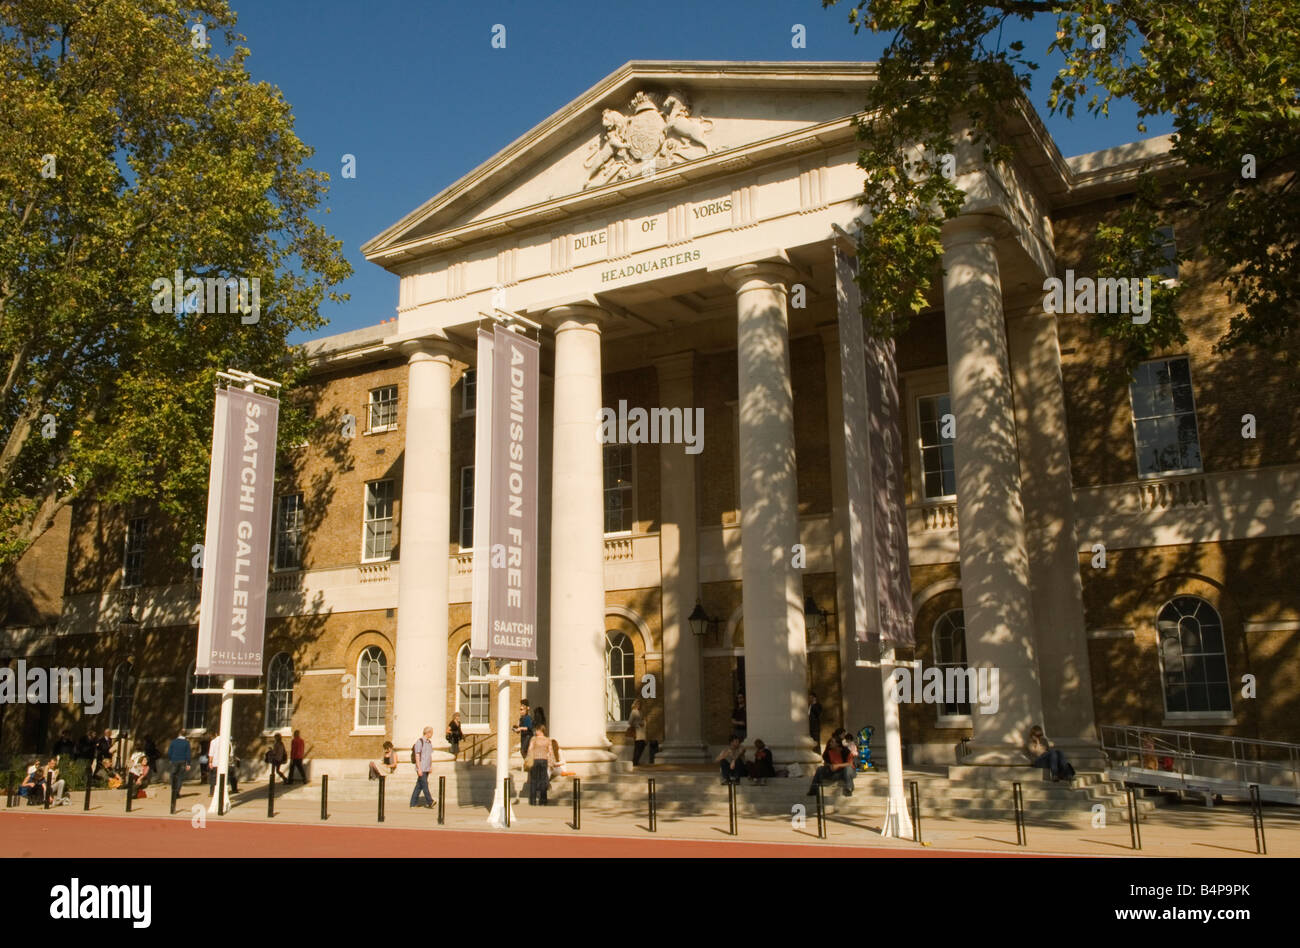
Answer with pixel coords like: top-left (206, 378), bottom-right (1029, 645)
top-left (909, 780), bottom-right (922, 843)
top-left (267, 765), bottom-right (275, 818)
top-left (217, 773), bottom-right (226, 816)
top-left (1250, 784), bottom-right (1267, 855)
top-left (125, 774), bottom-right (135, 812)
top-left (504, 777), bottom-right (512, 828)
top-left (44, 773), bottom-right (53, 810)
top-left (728, 780), bottom-right (738, 836)
top-left (648, 778), bottom-right (656, 833)
top-left (377, 775), bottom-right (385, 823)
top-left (1012, 781), bottom-right (1025, 846)
top-left (572, 777), bottom-right (581, 830)
top-left (5, 783), bottom-right (13, 807)
top-left (170, 775), bottom-right (178, 815)
top-left (83, 766), bottom-right (92, 811)
top-left (320, 774), bottom-right (328, 821)
top-left (438, 776), bottom-right (445, 825)
top-left (816, 783), bottom-right (826, 839)
top-left (1127, 788), bottom-right (1142, 850)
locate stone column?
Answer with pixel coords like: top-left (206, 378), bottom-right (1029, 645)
top-left (394, 339), bottom-right (454, 758)
top-left (940, 217), bottom-right (1043, 761)
top-left (818, 323), bottom-right (885, 740)
top-left (653, 351), bottom-right (707, 761)
top-left (545, 304), bottom-right (616, 767)
top-left (1007, 309), bottom-right (1099, 758)
top-left (724, 262), bottom-right (821, 763)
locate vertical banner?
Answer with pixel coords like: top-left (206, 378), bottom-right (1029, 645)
top-left (469, 331), bottom-right (495, 658)
top-left (835, 246), bottom-right (914, 647)
top-left (864, 331), bottom-right (915, 647)
top-left (195, 387), bottom-right (280, 675)
top-left (486, 326), bottom-right (540, 660)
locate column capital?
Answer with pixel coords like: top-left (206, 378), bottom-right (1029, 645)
top-left (940, 214), bottom-right (1008, 250)
top-left (392, 334), bottom-right (456, 365)
top-left (652, 350), bottom-right (696, 384)
top-left (541, 302), bottom-right (608, 333)
top-left (721, 260), bottom-right (799, 292)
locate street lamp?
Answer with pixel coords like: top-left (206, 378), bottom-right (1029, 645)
top-left (803, 595), bottom-right (827, 642)
top-left (688, 599), bottom-right (711, 639)
top-left (116, 590), bottom-right (141, 770)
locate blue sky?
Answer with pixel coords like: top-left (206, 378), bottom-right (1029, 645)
top-left (230, 1), bottom-right (1171, 341)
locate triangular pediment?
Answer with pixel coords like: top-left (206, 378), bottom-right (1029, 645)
top-left (363, 61), bottom-right (880, 264)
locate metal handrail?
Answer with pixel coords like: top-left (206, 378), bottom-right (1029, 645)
top-left (1100, 724), bottom-right (1300, 797)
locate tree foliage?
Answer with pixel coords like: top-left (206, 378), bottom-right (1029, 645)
top-left (825, 0), bottom-right (1299, 369)
top-left (0, 0), bottom-right (351, 577)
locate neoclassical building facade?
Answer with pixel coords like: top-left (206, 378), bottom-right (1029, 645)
top-left (5, 62), bottom-right (1299, 772)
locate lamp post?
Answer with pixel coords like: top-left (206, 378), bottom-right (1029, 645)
top-left (116, 591), bottom-right (140, 771)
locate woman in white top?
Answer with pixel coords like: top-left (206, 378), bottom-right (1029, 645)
top-left (548, 739), bottom-right (567, 782)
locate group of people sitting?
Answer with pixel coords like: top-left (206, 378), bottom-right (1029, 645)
top-left (17, 758), bottom-right (70, 806)
top-left (716, 737), bottom-right (778, 785)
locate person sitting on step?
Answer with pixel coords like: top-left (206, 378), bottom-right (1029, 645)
top-left (1024, 724), bottom-right (1075, 782)
top-left (806, 734), bottom-right (854, 797)
top-left (716, 736), bottom-right (747, 785)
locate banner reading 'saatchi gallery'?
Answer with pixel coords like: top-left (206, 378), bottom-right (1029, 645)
top-left (195, 387), bottom-right (279, 675)
top-left (486, 327), bottom-right (540, 660)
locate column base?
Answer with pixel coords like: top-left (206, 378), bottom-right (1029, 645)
top-left (768, 737), bottom-right (824, 767)
top-left (654, 741), bottom-right (710, 763)
top-left (962, 744), bottom-right (1037, 766)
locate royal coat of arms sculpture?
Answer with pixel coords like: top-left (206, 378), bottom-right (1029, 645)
top-left (584, 90), bottom-right (713, 188)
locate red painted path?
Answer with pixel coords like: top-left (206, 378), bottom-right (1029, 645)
top-left (0, 812), bottom-right (1025, 858)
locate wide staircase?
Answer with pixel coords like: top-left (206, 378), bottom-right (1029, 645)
top-left (273, 758), bottom-right (1164, 827)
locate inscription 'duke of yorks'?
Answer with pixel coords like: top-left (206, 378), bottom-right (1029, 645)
top-left (584, 90), bottom-right (713, 188)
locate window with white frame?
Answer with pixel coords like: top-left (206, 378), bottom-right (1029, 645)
top-left (368, 385), bottom-right (398, 432)
top-left (1130, 357), bottom-right (1202, 477)
top-left (916, 394), bottom-right (956, 500)
top-left (264, 652), bottom-right (293, 731)
top-left (603, 443), bottom-right (634, 534)
top-left (1158, 596), bottom-right (1231, 715)
top-left (932, 609), bottom-right (971, 717)
top-left (274, 493), bottom-right (304, 571)
top-left (110, 662), bottom-right (134, 732)
top-left (123, 517), bottom-right (147, 588)
top-left (456, 644), bottom-right (490, 726)
top-left (605, 631), bottom-right (635, 722)
top-left (184, 662), bottom-right (210, 732)
top-left (459, 466), bottom-right (474, 549)
top-left (462, 368), bottom-right (476, 414)
top-left (356, 646), bottom-right (387, 729)
top-left (363, 480), bottom-right (395, 561)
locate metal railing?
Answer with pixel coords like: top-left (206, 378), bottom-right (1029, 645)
top-left (1100, 724), bottom-right (1300, 804)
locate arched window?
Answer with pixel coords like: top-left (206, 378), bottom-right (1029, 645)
top-left (605, 631), bottom-right (635, 723)
top-left (110, 662), bottom-right (134, 732)
top-left (932, 609), bottom-right (971, 717)
top-left (356, 646), bottom-right (387, 729)
top-left (1158, 596), bottom-right (1231, 713)
top-left (456, 644), bottom-right (490, 726)
top-left (184, 662), bottom-right (211, 732)
top-left (264, 652), bottom-right (294, 731)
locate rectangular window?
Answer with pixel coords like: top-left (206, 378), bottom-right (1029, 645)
top-left (274, 493), bottom-right (304, 571)
top-left (459, 466), bottom-right (474, 549)
top-left (363, 480), bottom-right (395, 561)
top-left (603, 443), bottom-right (634, 534)
top-left (916, 394), bottom-right (956, 499)
top-left (1154, 225), bottom-right (1178, 281)
top-left (1130, 357), bottom-right (1202, 477)
top-left (123, 517), bottom-right (147, 588)
top-left (462, 368), bottom-right (476, 414)
top-left (368, 385), bottom-right (398, 432)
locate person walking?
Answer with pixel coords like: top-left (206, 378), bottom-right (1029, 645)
top-left (207, 733), bottom-right (239, 795)
top-left (265, 734), bottom-right (288, 783)
top-left (287, 730), bottom-right (308, 784)
top-left (513, 701), bottom-right (534, 760)
top-left (526, 725), bottom-right (555, 805)
top-left (410, 726), bottom-right (435, 809)
top-left (445, 713), bottom-right (464, 760)
top-left (166, 730), bottom-right (191, 800)
top-left (628, 699), bottom-right (648, 766)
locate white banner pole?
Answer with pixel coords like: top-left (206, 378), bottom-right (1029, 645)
top-left (879, 647), bottom-right (914, 839)
top-left (487, 661), bottom-right (514, 827)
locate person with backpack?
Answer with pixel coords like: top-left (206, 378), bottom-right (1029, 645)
top-left (409, 726), bottom-right (435, 809)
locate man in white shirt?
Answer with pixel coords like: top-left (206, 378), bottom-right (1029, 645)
top-left (206, 734), bottom-right (239, 796)
top-left (409, 726), bottom-right (435, 809)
